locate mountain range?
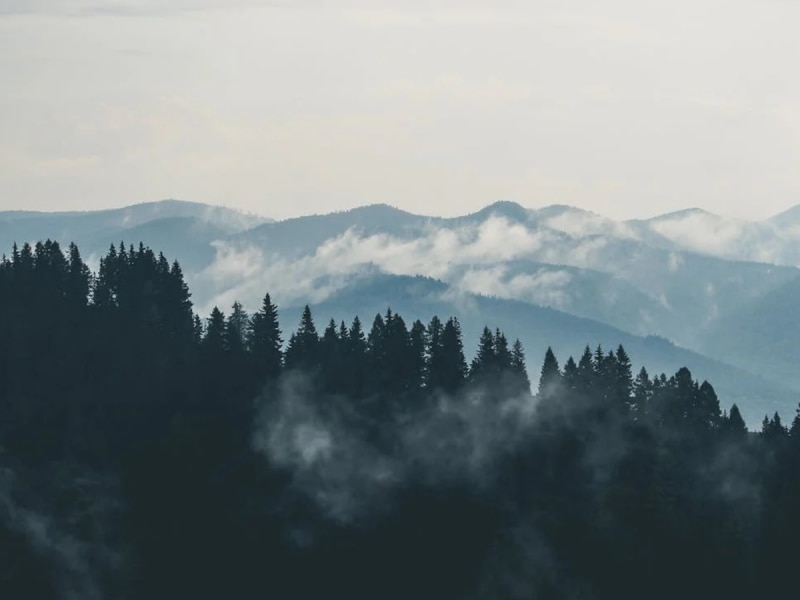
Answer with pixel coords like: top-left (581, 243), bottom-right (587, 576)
top-left (2, 198), bottom-right (798, 427)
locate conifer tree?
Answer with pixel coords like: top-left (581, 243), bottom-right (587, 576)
top-left (284, 305), bottom-right (320, 371)
top-left (408, 319), bottom-right (427, 393)
top-left (494, 329), bottom-right (511, 371)
top-left (510, 339), bottom-right (531, 394)
top-left (249, 293), bottom-right (283, 381)
top-left (192, 314), bottom-right (204, 345)
top-left (343, 316), bottom-right (367, 397)
top-left (632, 367), bottom-right (652, 419)
top-left (425, 316), bottom-right (444, 389)
top-left (614, 344), bottom-right (634, 411)
top-left (320, 318), bottom-right (345, 393)
top-left (790, 404), bottom-right (800, 438)
top-left (562, 356), bottom-right (579, 393)
top-left (577, 345), bottom-right (594, 393)
top-left (538, 347), bottom-right (561, 399)
top-left (165, 260), bottom-right (194, 343)
top-left (762, 412), bottom-right (787, 440)
top-left (470, 326), bottom-right (496, 382)
top-left (697, 380), bottom-right (722, 431)
top-left (438, 317), bottom-right (467, 393)
top-left (66, 242), bottom-right (91, 308)
top-left (724, 403), bottom-right (748, 437)
top-left (204, 307), bottom-right (227, 355)
top-left (225, 301), bottom-right (250, 356)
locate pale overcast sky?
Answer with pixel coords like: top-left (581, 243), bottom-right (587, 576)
top-left (0, 0), bottom-right (798, 220)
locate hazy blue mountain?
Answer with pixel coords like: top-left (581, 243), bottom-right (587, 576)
top-left (78, 217), bottom-right (229, 273)
top-left (282, 273), bottom-right (793, 428)
top-left (437, 259), bottom-right (675, 337)
top-left (0, 199), bottom-right (268, 260)
top-left (237, 203), bottom-right (436, 258)
top-left (700, 274), bottom-right (800, 391)
top-left (627, 205), bottom-right (800, 267)
top-left (208, 200), bottom-right (798, 350)
top-left (5, 199), bottom-right (800, 422)
top-left (769, 203), bottom-right (800, 228)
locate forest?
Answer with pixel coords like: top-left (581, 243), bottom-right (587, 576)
top-left (1, 240), bottom-right (799, 599)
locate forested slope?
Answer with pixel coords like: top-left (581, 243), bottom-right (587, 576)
top-left (1, 240), bottom-right (799, 599)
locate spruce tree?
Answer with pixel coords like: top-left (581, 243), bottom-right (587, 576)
top-left (224, 301), bottom-right (250, 357)
top-left (204, 307), bottom-right (227, 355)
top-left (494, 329), bottom-right (511, 371)
top-left (438, 317), bottom-right (467, 394)
top-left (614, 344), bottom-right (634, 411)
top-left (510, 339), bottom-right (531, 395)
top-left (425, 316), bottom-right (444, 390)
top-left (409, 320), bottom-right (427, 393)
top-left (562, 356), bottom-right (579, 393)
top-left (284, 305), bottom-right (320, 371)
top-left (249, 293), bottom-right (283, 381)
top-left (725, 404), bottom-right (748, 437)
top-left (470, 326), bottom-right (496, 382)
top-left (538, 347), bottom-right (561, 399)
top-left (632, 367), bottom-right (652, 419)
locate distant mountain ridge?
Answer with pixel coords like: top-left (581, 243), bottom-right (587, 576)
top-left (3, 198), bottom-right (800, 423)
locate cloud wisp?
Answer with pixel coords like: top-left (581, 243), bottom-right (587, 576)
top-left (252, 371), bottom-right (539, 525)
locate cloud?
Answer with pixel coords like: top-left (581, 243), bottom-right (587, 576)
top-left (542, 207), bottom-right (638, 240)
top-left (252, 371), bottom-right (539, 523)
top-left (667, 252), bottom-right (684, 273)
top-left (0, 464), bottom-right (122, 600)
top-left (459, 266), bottom-right (574, 309)
top-left (193, 216), bottom-right (553, 313)
top-left (648, 211), bottom-right (794, 265)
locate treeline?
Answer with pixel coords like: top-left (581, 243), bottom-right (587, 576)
top-left (0, 240), bottom-right (799, 599)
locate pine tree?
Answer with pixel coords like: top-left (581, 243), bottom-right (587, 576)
top-left (577, 345), bottom-right (594, 393)
top-left (494, 329), bottom-right (511, 371)
top-left (510, 339), bottom-right (531, 395)
top-left (383, 309), bottom-right (412, 394)
top-left (225, 301), bottom-right (250, 356)
top-left (632, 367), bottom-right (652, 419)
top-left (562, 356), bottom-right (579, 392)
top-left (425, 316), bottom-right (444, 390)
top-left (614, 344), bottom-right (634, 412)
top-left (408, 319), bottom-right (427, 393)
top-left (696, 380), bottom-right (722, 431)
top-left (164, 260), bottom-right (194, 343)
top-left (284, 305), bottom-right (320, 371)
top-left (66, 242), bottom-right (91, 308)
top-left (762, 412), bottom-right (787, 440)
top-left (320, 318), bottom-right (345, 393)
top-left (343, 316), bottom-right (367, 397)
top-left (790, 404), bottom-right (800, 438)
top-left (204, 307), bottom-right (227, 355)
top-left (249, 293), bottom-right (283, 381)
top-left (724, 403), bottom-right (748, 437)
top-left (438, 317), bottom-right (467, 393)
top-left (192, 314), bottom-right (204, 345)
top-left (538, 347), bottom-right (561, 399)
top-left (470, 326), bottom-right (496, 382)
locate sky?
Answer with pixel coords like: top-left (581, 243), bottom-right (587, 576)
top-left (0, 0), bottom-right (799, 221)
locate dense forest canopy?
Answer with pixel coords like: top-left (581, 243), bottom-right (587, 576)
top-left (1, 240), bottom-right (799, 599)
